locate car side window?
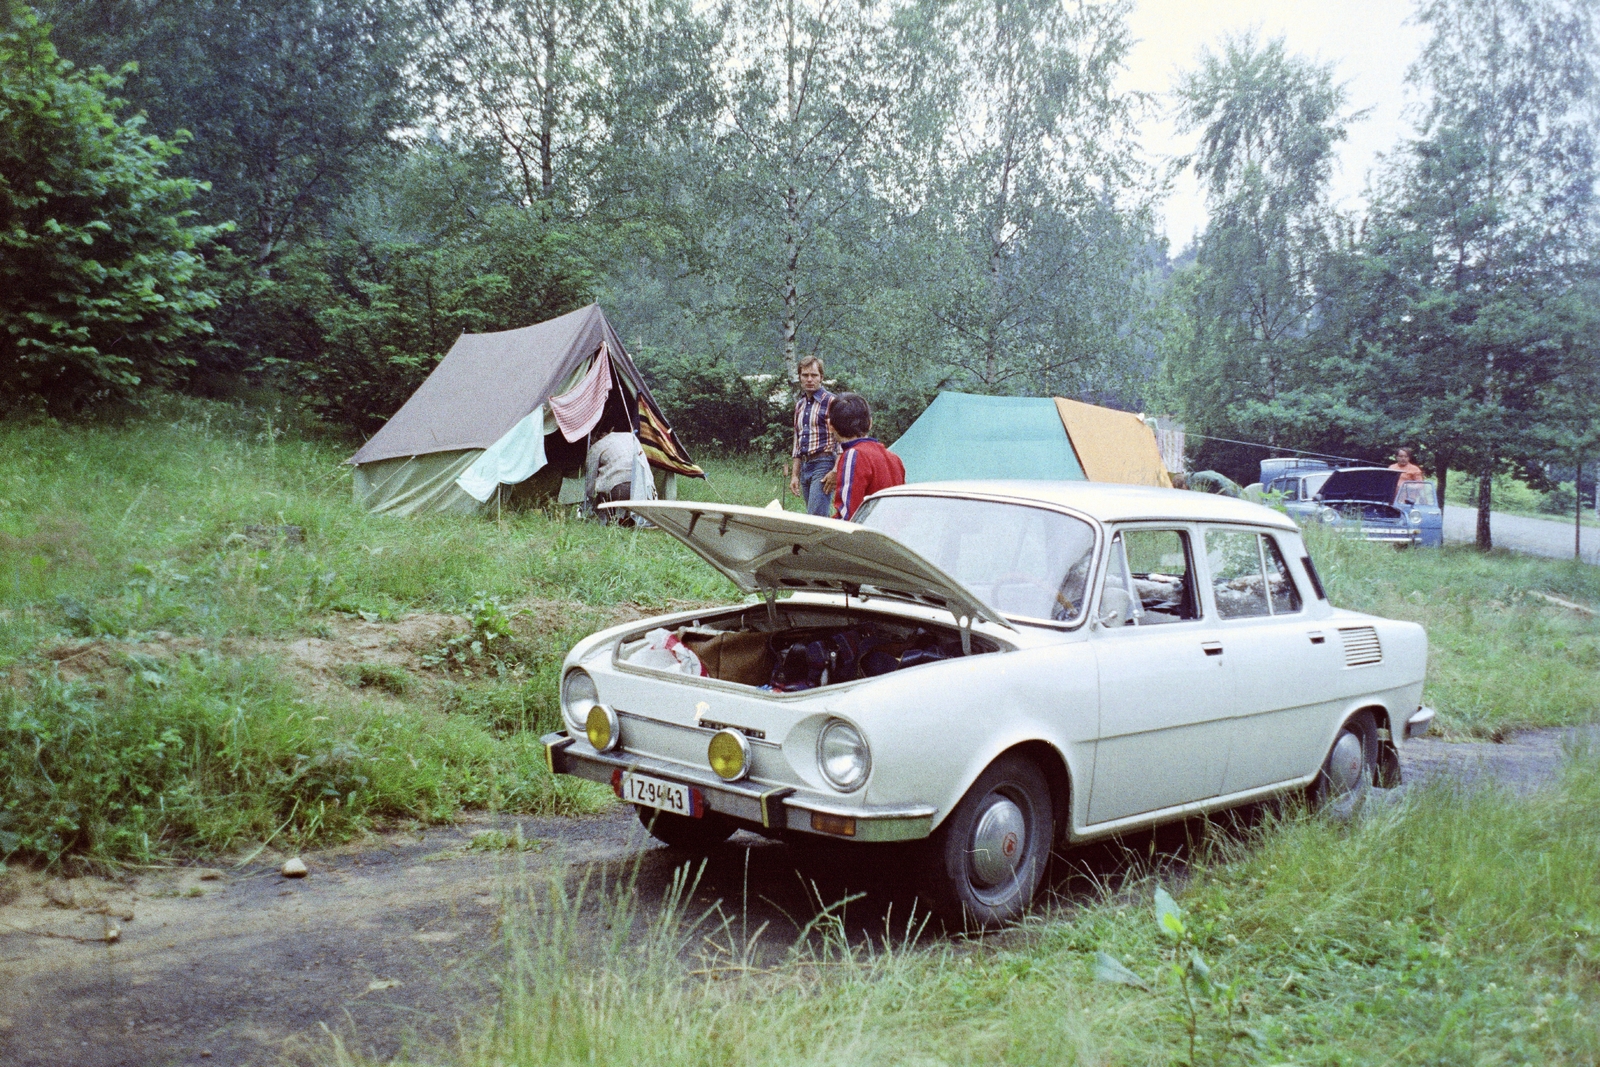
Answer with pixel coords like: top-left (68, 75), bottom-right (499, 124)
top-left (1262, 536), bottom-right (1303, 614)
top-left (1206, 530), bottom-right (1271, 619)
top-left (1098, 530), bottom-right (1197, 627)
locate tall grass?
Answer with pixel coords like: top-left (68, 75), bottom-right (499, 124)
top-left (1309, 528), bottom-right (1600, 737)
top-left (0, 651), bottom-right (604, 866)
top-left (371, 756), bottom-right (1600, 1066)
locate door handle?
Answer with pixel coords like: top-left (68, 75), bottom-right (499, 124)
top-left (1308, 632), bottom-right (1326, 645)
top-left (1201, 641), bottom-right (1224, 657)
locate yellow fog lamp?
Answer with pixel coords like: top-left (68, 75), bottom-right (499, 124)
top-left (585, 704), bottom-right (621, 752)
top-left (708, 728), bottom-right (752, 781)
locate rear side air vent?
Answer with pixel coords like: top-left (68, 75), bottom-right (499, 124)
top-left (1339, 625), bottom-right (1383, 667)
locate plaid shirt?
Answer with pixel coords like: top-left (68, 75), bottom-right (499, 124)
top-left (792, 387), bottom-right (837, 458)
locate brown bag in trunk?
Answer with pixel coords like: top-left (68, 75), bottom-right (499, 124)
top-left (679, 630), bottom-right (774, 687)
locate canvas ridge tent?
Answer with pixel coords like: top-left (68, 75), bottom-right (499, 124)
top-left (349, 305), bottom-right (702, 516)
top-left (889, 391), bottom-right (1174, 488)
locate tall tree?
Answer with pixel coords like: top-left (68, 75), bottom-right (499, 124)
top-left (41, 0), bottom-right (415, 266)
top-left (1163, 35), bottom-right (1356, 459)
top-left (930, 0), bottom-right (1153, 393)
top-left (1363, 0), bottom-right (1596, 548)
top-left (719, 0), bottom-right (925, 370)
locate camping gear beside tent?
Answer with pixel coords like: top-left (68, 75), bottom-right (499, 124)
top-left (889, 390), bottom-right (1173, 488)
top-left (348, 305), bottom-right (701, 516)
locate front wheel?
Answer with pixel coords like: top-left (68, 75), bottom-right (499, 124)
top-left (920, 755), bottom-right (1054, 928)
top-left (1309, 712), bottom-right (1377, 816)
top-left (637, 805), bottom-right (736, 850)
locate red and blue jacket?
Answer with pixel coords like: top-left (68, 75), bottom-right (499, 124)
top-left (831, 438), bottom-right (906, 521)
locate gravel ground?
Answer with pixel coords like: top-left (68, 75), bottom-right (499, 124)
top-left (1443, 504), bottom-right (1600, 564)
top-left (3, 727), bottom-right (1595, 1067)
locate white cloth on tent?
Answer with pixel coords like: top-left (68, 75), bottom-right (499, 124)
top-left (549, 344), bottom-right (614, 442)
top-left (455, 405), bottom-right (549, 502)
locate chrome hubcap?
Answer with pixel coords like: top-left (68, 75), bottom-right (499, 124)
top-left (970, 797), bottom-right (1026, 887)
top-left (1327, 730), bottom-right (1366, 795)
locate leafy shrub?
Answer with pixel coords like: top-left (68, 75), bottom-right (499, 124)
top-left (0, 5), bottom-right (225, 413)
top-left (260, 202), bottom-right (594, 434)
top-left (636, 349), bottom-right (788, 455)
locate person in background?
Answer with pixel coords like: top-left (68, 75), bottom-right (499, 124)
top-left (827, 392), bottom-right (905, 521)
top-left (586, 430), bottom-right (638, 525)
top-left (1390, 447), bottom-right (1425, 482)
top-left (788, 356), bottom-right (837, 517)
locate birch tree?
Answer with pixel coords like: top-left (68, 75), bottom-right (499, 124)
top-left (721, 0), bottom-right (922, 369)
top-left (932, 0), bottom-right (1151, 392)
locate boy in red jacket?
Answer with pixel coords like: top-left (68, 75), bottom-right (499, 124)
top-left (826, 392), bottom-right (906, 521)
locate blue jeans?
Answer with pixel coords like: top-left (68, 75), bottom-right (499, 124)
top-left (799, 455), bottom-right (835, 517)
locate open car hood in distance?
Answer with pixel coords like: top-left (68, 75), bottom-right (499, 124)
top-left (1314, 467), bottom-right (1405, 504)
top-left (615, 501), bottom-right (1014, 630)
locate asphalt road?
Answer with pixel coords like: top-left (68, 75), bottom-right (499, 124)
top-left (1442, 503), bottom-right (1600, 564)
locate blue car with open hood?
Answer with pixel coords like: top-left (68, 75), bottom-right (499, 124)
top-left (1274, 466), bottom-right (1443, 547)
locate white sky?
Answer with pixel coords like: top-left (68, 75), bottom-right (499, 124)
top-left (1118, 0), bottom-right (1434, 252)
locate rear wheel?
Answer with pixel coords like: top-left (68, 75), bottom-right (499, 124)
top-left (920, 755), bottom-right (1054, 928)
top-left (1310, 712), bottom-right (1377, 816)
top-left (636, 806), bottom-right (737, 850)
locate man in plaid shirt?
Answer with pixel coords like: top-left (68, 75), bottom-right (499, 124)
top-left (788, 356), bottom-right (837, 516)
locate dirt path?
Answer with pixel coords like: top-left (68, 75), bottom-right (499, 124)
top-left (4, 728), bottom-right (1596, 1067)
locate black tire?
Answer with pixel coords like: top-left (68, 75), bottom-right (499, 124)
top-left (920, 754), bottom-right (1054, 929)
top-left (636, 805), bottom-right (737, 850)
top-left (1309, 711), bottom-right (1378, 816)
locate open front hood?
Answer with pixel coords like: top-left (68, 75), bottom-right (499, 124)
top-left (1314, 467), bottom-right (1403, 504)
top-left (617, 501), bottom-right (1013, 629)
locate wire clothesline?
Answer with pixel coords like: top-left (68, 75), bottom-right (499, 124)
top-left (1178, 431), bottom-right (1383, 468)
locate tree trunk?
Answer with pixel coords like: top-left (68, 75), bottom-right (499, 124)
top-left (539, 23), bottom-right (557, 199)
top-left (1578, 452), bottom-right (1584, 561)
top-left (1475, 466), bottom-right (1493, 550)
top-left (782, 186), bottom-right (799, 368)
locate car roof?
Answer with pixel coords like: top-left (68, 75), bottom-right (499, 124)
top-left (873, 480), bottom-right (1300, 531)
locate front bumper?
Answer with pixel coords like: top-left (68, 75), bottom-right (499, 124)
top-left (542, 732), bottom-right (936, 842)
top-left (1349, 525), bottom-right (1421, 544)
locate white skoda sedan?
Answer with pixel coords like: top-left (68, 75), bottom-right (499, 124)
top-left (543, 483), bottom-right (1433, 925)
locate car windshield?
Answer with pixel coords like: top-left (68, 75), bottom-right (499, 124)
top-left (853, 495), bottom-right (1097, 624)
top-left (1397, 481), bottom-right (1436, 506)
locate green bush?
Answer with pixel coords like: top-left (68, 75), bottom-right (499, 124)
top-left (260, 205), bottom-right (595, 434)
top-left (0, 651), bottom-right (601, 868)
top-left (635, 348), bottom-right (787, 454)
top-left (0, 4), bottom-right (224, 412)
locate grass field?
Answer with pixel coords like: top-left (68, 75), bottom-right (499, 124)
top-left (417, 753), bottom-right (1600, 1067)
top-left (1, 398), bottom-right (1598, 869)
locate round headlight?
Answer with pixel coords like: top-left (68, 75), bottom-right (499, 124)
top-left (817, 719), bottom-right (870, 793)
top-left (1319, 506), bottom-right (1340, 524)
top-left (1409, 510), bottom-right (1423, 526)
top-left (707, 728), bottom-right (751, 781)
top-left (585, 703), bottom-right (620, 752)
top-left (562, 668), bottom-right (598, 722)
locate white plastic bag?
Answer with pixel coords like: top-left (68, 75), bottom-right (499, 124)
top-left (625, 628), bottom-right (706, 676)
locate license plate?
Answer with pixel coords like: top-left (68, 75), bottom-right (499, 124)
top-left (612, 769), bottom-right (704, 817)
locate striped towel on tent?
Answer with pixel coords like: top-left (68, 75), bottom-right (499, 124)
top-left (637, 396), bottom-right (704, 477)
top-left (549, 344), bottom-right (614, 442)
